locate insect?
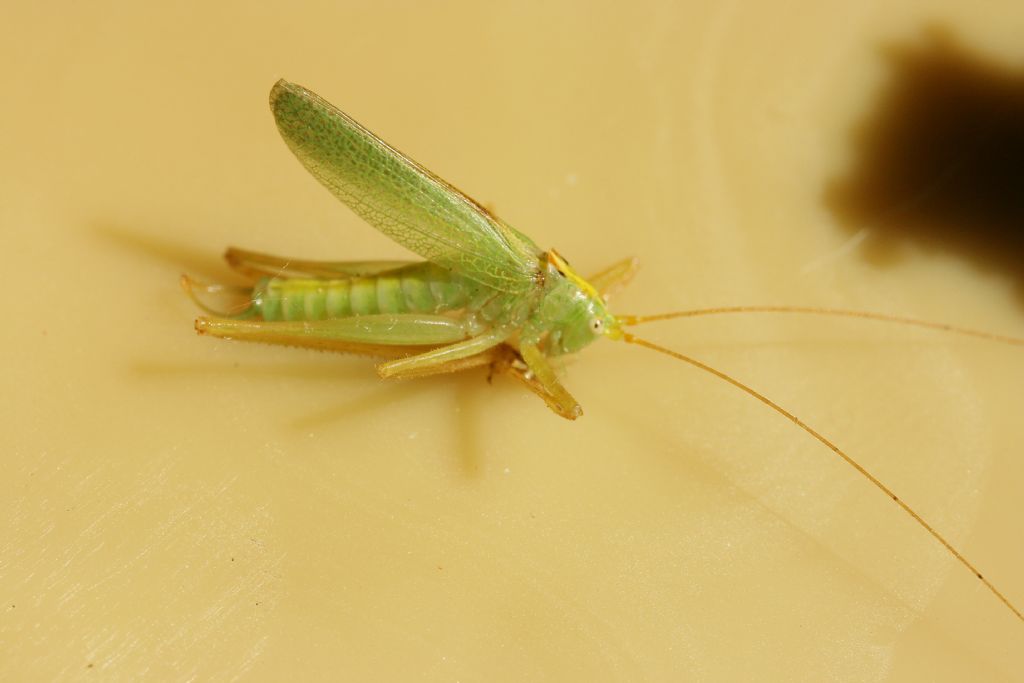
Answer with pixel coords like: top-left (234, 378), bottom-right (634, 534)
top-left (184, 79), bottom-right (1023, 624)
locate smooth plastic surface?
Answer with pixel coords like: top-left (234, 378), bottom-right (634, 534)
top-left (3, 1), bottom-right (1023, 681)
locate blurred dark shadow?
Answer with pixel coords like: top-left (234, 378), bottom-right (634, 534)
top-left (92, 223), bottom-right (238, 282)
top-left (826, 29), bottom-right (1024, 304)
top-left (587, 369), bottom-right (921, 617)
top-left (131, 359), bottom-right (369, 382)
top-left (289, 380), bottom-right (438, 432)
top-left (99, 221), bottom-right (502, 476)
top-left (454, 376), bottom-right (485, 479)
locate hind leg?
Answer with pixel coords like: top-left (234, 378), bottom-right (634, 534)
top-left (223, 246), bottom-right (410, 280)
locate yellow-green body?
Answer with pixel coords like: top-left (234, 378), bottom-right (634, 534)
top-left (186, 80), bottom-right (631, 418)
top-left (253, 264), bottom-right (485, 322)
top-left (230, 256), bottom-right (620, 355)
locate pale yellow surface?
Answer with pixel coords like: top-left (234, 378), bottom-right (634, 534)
top-left (3, 2), bottom-right (1024, 681)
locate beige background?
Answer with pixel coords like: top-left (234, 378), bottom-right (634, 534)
top-left (4, 1), bottom-right (1024, 681)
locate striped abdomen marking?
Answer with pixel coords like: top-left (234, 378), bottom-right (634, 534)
top-left (254, 263), bottom-right (480, 322)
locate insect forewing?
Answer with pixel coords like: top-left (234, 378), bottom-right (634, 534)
top-left (270, 80), bottom-right (542, 294)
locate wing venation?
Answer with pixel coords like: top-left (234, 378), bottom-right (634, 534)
top-left (270, 80), bottom-right (541, 293)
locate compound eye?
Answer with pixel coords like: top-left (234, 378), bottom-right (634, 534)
top-left (589, 317), bottom-right (605, 334)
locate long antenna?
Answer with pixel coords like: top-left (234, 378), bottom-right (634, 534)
top-left (620, 306), bottom-right (1024, 346)
top-left (621, 331), bottom-right (1024, 624)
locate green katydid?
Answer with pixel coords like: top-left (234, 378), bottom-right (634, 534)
top-left (184, 79), bottom-right (1024, 624)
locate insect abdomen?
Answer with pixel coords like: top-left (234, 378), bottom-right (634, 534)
top-left (255, 264), bottom-right (475, 321)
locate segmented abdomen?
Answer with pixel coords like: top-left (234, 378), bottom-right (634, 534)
top-left (253, 263), bottom-right (478, 321)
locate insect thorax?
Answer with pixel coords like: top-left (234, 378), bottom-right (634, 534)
top-left (526, 253), bottom-right (614, 356)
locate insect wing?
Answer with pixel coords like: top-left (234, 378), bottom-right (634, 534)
top-left (270, 80), bottom-right (541, 294)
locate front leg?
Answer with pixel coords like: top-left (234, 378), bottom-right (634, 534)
top-left (516, 341), bottom-right (583, 420)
